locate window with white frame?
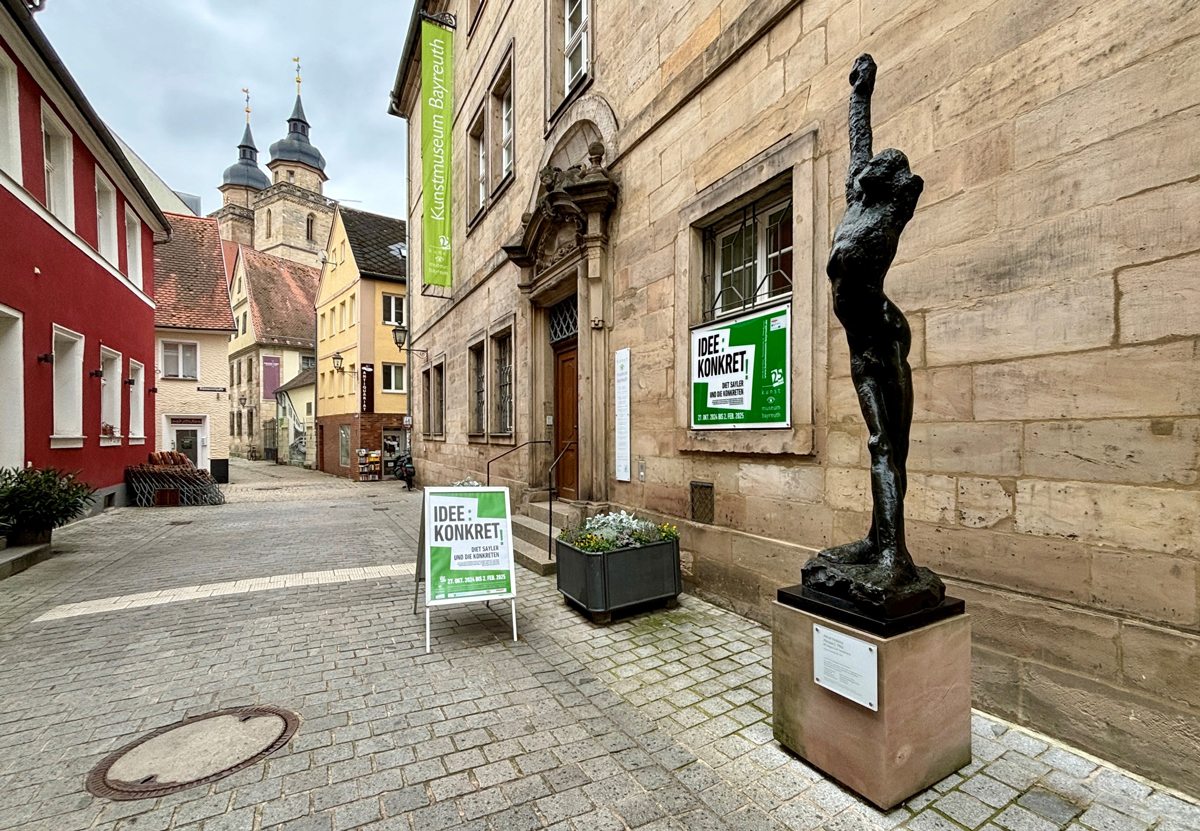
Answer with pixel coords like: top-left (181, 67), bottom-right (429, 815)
top-left (339, 301), bottom-right (346, 331)
top-left (319, 312), bottom-right (326, 340)
top-left (564, 0), bottom-right (588, 91)
top-left (125, 207), bottom-right (142, 288)
top-left (41, 103), bottom-right (74, 228)
top-left (0, 50), bottom-right (20, 184)
top-left (702, 189), bottom-right (794, 321)
top-left (381, 362), bottom-right (405, 393)
top-left (128, 360), bottom-right (144, 438)
top-left (493, 331), bottom-right (513, 434)
top-left (339, 425), bottom-right (350, 467)
top-left (99, 347), bottom-right (121, 439)
top-left (382, 293), bottom-right (404, 326)
top-left (489, 60), bottom-right (514, 190)
top-left (52, 325), bottom-right (84, 439)
top-left (95, 169), bottom-right (118, 264)
top-left (349, 293), bottom-right (356, 326)
top-left (467, 108), bottom-right (486, 220)
top-left (162, 341), bottom-right (198, 380)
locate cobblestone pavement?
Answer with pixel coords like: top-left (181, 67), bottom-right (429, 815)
top-left (0, 464), bottom-right (1196, 831)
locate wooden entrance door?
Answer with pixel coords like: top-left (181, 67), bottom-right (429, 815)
top-left (553, 339), bottom-right (579, 501)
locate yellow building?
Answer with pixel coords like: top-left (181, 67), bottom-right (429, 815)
top-left (227, 245), bottom-right (319, 460)
top-left (315, 206), bottom-right (408, 479)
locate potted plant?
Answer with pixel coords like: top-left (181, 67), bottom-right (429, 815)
top-left (0, 467), bottom-right (96, 547)
top-left (556, 511), bottom-right (681, 622)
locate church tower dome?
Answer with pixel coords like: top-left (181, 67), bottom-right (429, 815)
top-left (267, 94), bottom-right (327, 188)
top-left (221, 123), bottom-right (271, 190)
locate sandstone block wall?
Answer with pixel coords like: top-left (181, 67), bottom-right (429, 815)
top-left (403, 0), bottom-right (1200, 790)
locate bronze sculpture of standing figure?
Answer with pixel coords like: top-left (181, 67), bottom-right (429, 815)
top-left (801, 54), bottom-right (946, 618)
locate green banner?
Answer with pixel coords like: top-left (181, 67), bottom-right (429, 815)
top-left (421, 20), bottom-right (453, 289)
top-left (425, 488), bottom-right (514, 603)
top-left (690, 304), bottom-right (791, 429)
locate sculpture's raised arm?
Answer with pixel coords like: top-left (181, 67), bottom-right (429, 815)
top-left (846, 54), bottom-right (877, 199)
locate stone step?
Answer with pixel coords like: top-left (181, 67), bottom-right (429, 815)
top-left (0, 543), bottom-right (52, 581)
top-left (513, 534), bottom-right (556, 577)
top-left (523, 500), bottom-right (578, 530)
top-left (512, 514), bottom-right (555, 548)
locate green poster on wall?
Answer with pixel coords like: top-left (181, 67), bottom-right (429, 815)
top-left (690, 303), bottom-right (791, 429)
top-left (420, 20), bottom-right (453, 289)
top-left (424, 487), bottom-right (515, 604)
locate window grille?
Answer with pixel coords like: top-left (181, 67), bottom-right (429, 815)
top-left (701, 192), bottom-right (793, 321)
top-left (471, 345), bottom-right (486, 434)
top-left (495, 335), bottom-right (513, 433)
top-left (690, 481), bottom-right (714, 524)
top-left (549, 296), bottom-right (578, 344)
top-left (432, 364), bottom-right (445, 435)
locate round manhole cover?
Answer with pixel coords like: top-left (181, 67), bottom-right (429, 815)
top-left (86, 706), bottom-right (300, 800)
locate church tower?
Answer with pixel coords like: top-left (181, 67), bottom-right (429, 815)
top-left (213, 109), bottom-right (269, 245)
top-left (249, 61), bottom-right (335, 267)
top-left (211, 67), bottom-right (336, 267)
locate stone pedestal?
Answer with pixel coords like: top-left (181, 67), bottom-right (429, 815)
top-left (772, 600), bottom-right (972, 810)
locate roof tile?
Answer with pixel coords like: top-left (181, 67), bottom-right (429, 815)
top-left (153, 214), bottom-right (236, 331)
top-left (341, 206), bottom-right (407, 281)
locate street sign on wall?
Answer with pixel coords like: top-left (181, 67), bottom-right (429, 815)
top-left (690, 303), bottom-right (791, 429)
top-left (360, 363), bottom-right (374, 414)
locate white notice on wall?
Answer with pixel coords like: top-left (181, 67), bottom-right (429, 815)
top-left (813, 624), bottom-right (878, 711)
top-left (615, 349), bottom-right (631, 482)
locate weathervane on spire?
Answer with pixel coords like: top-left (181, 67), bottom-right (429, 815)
top-left (293, 57), bottom-right (302, 94)
top-left (243, 88), bottom-right (251, 123)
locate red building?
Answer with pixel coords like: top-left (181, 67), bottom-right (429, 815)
top-left (0, 1), bottom-right (171, 509)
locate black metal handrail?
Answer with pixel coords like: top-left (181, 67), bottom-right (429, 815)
top-left (546, 437), bottom-right (577, 559)
top-left (486, 440), bottom-right (550, 486)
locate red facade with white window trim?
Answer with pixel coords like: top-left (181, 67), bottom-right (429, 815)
top-left (0, 3), bottom-right (171, 507)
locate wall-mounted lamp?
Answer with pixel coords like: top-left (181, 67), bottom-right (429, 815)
top-left (36, 353), bottom-right (54, 364)
top-left (332, 352), bottom-right (345, 372)
top-left (392, 324), bottom-right (428, 358)
top-left (90, 368), bottom-right (104, 379)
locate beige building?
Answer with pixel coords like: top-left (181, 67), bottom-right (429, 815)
top-left (152, 214), bottom-right (236, 481)
top-left (315, 205), bottom-right (409, 479)
top-left (227, 246), bottom-right (319, 460)
top-left (391, 0), bottom-right (1200, 789)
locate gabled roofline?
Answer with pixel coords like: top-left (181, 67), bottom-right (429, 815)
top-left (2, 0), bottom-right (172, 237)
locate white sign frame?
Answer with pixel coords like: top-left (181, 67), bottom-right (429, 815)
top-left (813, 623), bottom-right (878, 711)
top-left (421, 486), bottom-right (517, 652)
top-left (615, 348), bottom-right (631, 482)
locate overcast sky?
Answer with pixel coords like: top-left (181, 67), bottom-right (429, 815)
top-left (38, 0), bottom-right (415, 218)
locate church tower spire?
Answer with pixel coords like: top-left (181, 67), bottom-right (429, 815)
top-left (213, 89), bottom-right (269, 244)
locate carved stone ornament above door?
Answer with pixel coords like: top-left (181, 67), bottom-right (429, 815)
top-left (502, 141), bottom-right (618, 291)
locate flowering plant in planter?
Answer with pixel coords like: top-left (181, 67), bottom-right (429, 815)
top-left (558, 510), bottom-right (680, 552)
top-left (556, 510), bottom-right (682, 622)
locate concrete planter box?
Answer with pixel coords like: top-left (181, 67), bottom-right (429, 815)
top-left (556, 538), bottom-right (681, 622)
